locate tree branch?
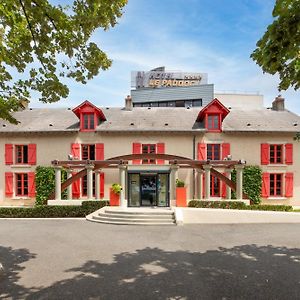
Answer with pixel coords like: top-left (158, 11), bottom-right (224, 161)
top-left (31, 0), bottom-right (59, 31)
top-left (18, 0), bottom-right (47, 71)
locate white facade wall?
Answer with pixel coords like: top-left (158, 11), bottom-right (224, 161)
top-left (0, 130), bottom-right (299, 207)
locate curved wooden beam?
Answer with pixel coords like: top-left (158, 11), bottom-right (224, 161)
top-left (106, 153), bottom-right (193, 161)
top-left (48, 153), bottom-right (246, 201)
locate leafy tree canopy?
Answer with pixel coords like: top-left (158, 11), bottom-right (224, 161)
top-left (251, 0), bottom-right (300, 91)
top-left (0, 0), bottom-right (127, 124)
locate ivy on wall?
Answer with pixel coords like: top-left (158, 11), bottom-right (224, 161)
top-left (35, 166), bottom-right (67, 206)
top-left (231, 166), bottom-right (262, 205)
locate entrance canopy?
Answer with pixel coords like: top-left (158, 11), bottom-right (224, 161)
top-left (49, 153), bottom-right (247, 203)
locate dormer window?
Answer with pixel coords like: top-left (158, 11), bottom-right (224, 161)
top-left (197, 98), bottom-right (230, 132)
top-left (207, 114), bottom-right (220, 131)
top-left (83, 113), bottom-right (95, 130)
top-left (72, 100), bottom-right (106, 132)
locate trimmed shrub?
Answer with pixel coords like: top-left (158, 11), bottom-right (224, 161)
top-left (188, 200), bottom-right (247, 210)
top-left (231, 166), bottom-right (262, 204)
top-left (0, 201), bottom-right (109, 218)
top-left (81, 200), bottom-right (109, 209)
top-left (188, 200), bottom-right (292, 212)
top-left (35, 166), bottom-right (67, 206)
top-left (247, 204), bottom-right (293, 212)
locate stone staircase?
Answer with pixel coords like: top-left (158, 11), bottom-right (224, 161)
top-left (86, 207), bottom-right (176, 225)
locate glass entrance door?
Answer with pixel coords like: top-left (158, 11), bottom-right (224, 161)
top-left (141, 175), bottom-right (157, 206)
top-left (157, 173), bottom-right (168, 207)
top-left (128, 173), bottom-right (169, 207)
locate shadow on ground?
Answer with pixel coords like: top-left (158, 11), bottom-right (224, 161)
top-left (1, 244), bottom-right (300, 299)
top-left (0, 246), bottom-right (36, 299)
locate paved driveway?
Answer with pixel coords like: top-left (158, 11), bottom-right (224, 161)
top-left (1, 220), bottom-right (300, 299)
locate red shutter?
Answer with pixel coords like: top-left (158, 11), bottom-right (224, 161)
top-left (285, 172), bottom-right (293, 197)
top-left (5, 144), bottom-right (13, 165)
top-left (28, 172), bottom-right (36, 197)
top-left (71, 143), bottom-right (80, 159)
top-left (198, 143), bottom-right (206, 160)
top-left (95, 143), bottom-right (104, 160)
top-left (100, 172), bottom-right (105, 198)
top-left (5, 172), bottom-right (13, 197)
top-left (222, 143), bottom-right (230, 160)
top-left (28, 144), bottom-right (37, 165)
top-left (261, 144), bottom-right (269, 165)
top-left (157, 143), bottom-right (165, 165)
top-left (132, 143), bottom-right (141, 164)
top-left (285, 144), bottom-right (293, 165)
top-left (221, 173), bottom-right (227, 198)
top-left (261, 172), bottom-right (270, 198)
top-left (72, 172), bottom-right (80, 199)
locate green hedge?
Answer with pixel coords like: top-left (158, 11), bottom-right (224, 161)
top-left (35, 166), bottom-right (67, 206)
top-left (231, 166), bottom-right (262, 204)
top-left (246, 204), bottom-right (293, 212)
top-left (188, 200), bottom-right (292, 212)
top-left (188, 200), bottom-right (247, 209)
top-left (0, 201), bottom-right (109, 218)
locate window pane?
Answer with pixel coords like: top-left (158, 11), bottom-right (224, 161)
top-left (193, 99), bottom-right (202, 107)
top-left (270, 145), bottom-right (275, 163)
top-left (82, 145), bottom-right (89, 160)
top-left (175, 100), bottom-right (185, 107)
top-left (142, 145), bottom-right (148, 153)
top-left (167, 101), bottom-right (175, 107)
top-left (89, 115), bottom-right (94, 129)
top-left (185, 100), bottom-right (193, 107)
top-left (207, 151), bottom-right (212, 160)
top-left (83, 114), bottom-right (89, 129)
top-left (269, 173), bottom-right (282, 196)
top-left (142, 144), bottom-right (156, 164)
top-left (150, 145), bottom-right (156, 153)
top-left (90, 145), bottom-right (95, 160)
top-left (158, 102), bottom-right (167, 107)
top-left (276, 145), bottom-right (282, 163)
top-left (16, 146), bottom-right (22, 163)
top-left (23, 146), bottom-right (28, 163)
top-left (84, 173), bottom-right (97, 196)
top-left (208, 116), bottom-right (213, 129)
top-left (214, 145), bottom-right (220, 160)
top-left (213, 116), bottom-right (219, 129)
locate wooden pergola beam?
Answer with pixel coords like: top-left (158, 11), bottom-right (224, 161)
top-left (48, 153), bottom-right (246, 200)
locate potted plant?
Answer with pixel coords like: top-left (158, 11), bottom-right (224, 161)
top-left (176, 179), bottom-right (187, 207)
top-left (110, 183), bottom-right (121, 206)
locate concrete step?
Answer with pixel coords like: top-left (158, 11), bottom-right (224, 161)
top-left (90, 219), bottom-right (176, 226)
top-left (93, 215), bottom-right (175, 223)
top-left (104, 209), bottom-right (173, 216)
top-left (86, 206), bottom-right (177, 226)
top-left (98, 212), bottom-right (174, 219)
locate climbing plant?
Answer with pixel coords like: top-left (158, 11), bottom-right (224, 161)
top-left (231, 166), bottom-right (262, 205)
top-left (35, 166), bottom-right (67, 206)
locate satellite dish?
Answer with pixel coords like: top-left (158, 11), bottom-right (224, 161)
top-left (68, 154), bottom-right (73, 160)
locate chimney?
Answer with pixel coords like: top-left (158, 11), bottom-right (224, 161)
top-left (125, 95), bottom-right (133, 111)
top-left (272, 95), bottom-right (285, 111)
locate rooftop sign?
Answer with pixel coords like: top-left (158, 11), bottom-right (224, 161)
top-left (131, 67), bottom-right (208, 89)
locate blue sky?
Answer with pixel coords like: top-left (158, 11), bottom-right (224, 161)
top-left (34, 0), bottom-right (299, 112)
